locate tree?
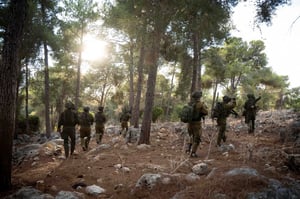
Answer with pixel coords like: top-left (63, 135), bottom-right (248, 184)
top-left (285, 87), bottom-right (300, 111)
top-left (203, 46), bottom-right (226, 115)
top-left (60, 0), bottom-right (100, 109)
top-left (82, 62), bottom-right (125, 106)
top-left (138, 0), bottom-right (179, 144)
top-left (254, 0), bottom-right (291, 24)
top-left (0, 0), bottom-right (28, 191)
top-left (172, 0), bottom-right (236, 96)
top-left (39, 0), bottom-right (60, 137)
top-left (102, 0), bottom-right (148, 128)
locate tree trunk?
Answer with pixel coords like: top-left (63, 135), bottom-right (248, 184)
top-left (139, 32), bottom-right (160, 145)
top-left (211, 81), bottom-right (219, 118)
top-left (41, 2), bottom-right (51, 137)
top-left (197, 48), bottom-right (202, 90)
top-left (191, 30), bottom-right (199, 95)
top-left (14, 72), bottom-right (20, 139)
top-left (129, 39), bottom-right (135, 122)
top-left (165, 62), bottom-right (176, 121)
top-left (75, 27), bottom-right (84, 109)
top-left (25, 62), bottom-right (30, 134)
top-left (0, 0), bottom-right (27, 191)
top-left (132, 40), bottom-right (145, 128)
top-left (43, 43), bottom-right (51, 137)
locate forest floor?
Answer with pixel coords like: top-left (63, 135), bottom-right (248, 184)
top-left (1, 116), bottom-right (300, 199)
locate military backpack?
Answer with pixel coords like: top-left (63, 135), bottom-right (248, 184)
top-left (63, 109), bottom-right (76, 126)
top-left (180, 102), bottom-right (203, 123)
top-left (79, 112), bottom-right (92, 126)
top-left (212, 102), bottom-right (224, 119)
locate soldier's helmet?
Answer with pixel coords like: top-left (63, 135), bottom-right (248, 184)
top-left (65, 101), bottom-right (73, 109)
top-left (192, 91), bottom-right (202, 99)
top-left (98, 106), bottom-right (104, 111)
top-left (247, 94), bottom-right (254, 99)
top-left (223, 95), bottom-right (231, 103)
top-left (83, 106), bottom-right (90, 112)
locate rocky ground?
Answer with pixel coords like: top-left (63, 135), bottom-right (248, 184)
top-left (1, 109), bottom-right (300, 199)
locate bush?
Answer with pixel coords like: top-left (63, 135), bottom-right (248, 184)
top-left (152, 106), bottom-right (164, 123)
top-left (17, 115), bottom-right (40, 133)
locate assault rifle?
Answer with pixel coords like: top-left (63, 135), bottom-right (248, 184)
top-left (230, 109), bottom-right (239, 117)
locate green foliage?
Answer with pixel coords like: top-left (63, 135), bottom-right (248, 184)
top-left (286, 87), bottom-right (300, 111)
top-left (17, 115), bottom-right (40, 133)
top-left (152, 106), bottom-right (164, 123)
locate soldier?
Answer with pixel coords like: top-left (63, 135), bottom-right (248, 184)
top-left (216, 96), bottom-right (236, 147)
top-left (57, 101), bottom-right (79, 158)
top-left (243, 94), bottom-right (261, 134)
top-left (78, 106), bottom-right (94, 151)
top-left (186, 91), bottom-right (208, 158)
top-left (119, 109), bottom-right (131, 138)
top-left (95, 106), bottom-right (107, 144)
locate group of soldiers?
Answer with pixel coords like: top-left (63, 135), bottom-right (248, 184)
top-left (57, 103), bottom-right (107, 158)
top-left (57, 91), bottom-right (260, 159)
top-left (185, 91), bottom-right (261, 158)
top-left (57, 103), bottom-right (131, 158)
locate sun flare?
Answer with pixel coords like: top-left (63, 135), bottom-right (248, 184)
top-left (82, 34), bottom-right (107, 62)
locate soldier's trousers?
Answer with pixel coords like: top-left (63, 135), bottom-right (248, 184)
top-left (61, 127), bottom-right (76, 158)
top-left (121, 121), bottom-right (128, 137)
top-left (217, 119), bottom-right (227, 146)
top-left (80, 126), bottom-right (91, 150)
top-left (95, 124), bottom-right (105, 144)
top-left (187, 122), bottom-right (202, 154)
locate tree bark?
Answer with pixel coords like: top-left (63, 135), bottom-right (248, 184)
top-left (129, 39), bottom-right (135, 122)
top-left (75, 27), bottom-right (84, 109)
top-left (165, 62), bottom-right (176, 121)
top-left (191, 30), bottom-right (199, 94)
top-left (132, 40), bottom-right (145, 128)
top-left (139, 31), bottom-right (161, 145)
top-left (0, 0), bottom-right (27, 191)
top-left (25, 62), bottom-right (30, 134)
top-left (41, 2), bottom-right (51, 137)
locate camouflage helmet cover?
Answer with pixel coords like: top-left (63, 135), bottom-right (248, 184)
top-left (191, 91), bottom-right (202, 99)
top-left (65, 101), bottom-right (73, 109)
top-left (223, 95), bottom-right (231, 103)
top-left (83, 106), bottom-right (90, 112)
top-left (247, 94), bottom-right (254, 99)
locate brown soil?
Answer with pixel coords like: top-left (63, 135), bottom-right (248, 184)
top-left (1, 119), bottom-right (299, 199)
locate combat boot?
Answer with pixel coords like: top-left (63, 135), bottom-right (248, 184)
top-left (64, 145), bottom-right (69, 158)
top-left (223, 135), bottom-right (227, 142)
top-left (81, 138), bottom-right (86, 151)
top-left (95, 134), bottom-right (100, 144)
top-left (185, 143), bottom-right (192, 154)
top-left (85, 137), bottom-right (90, 150)
top-left (70, 144), bottom-right (75, 155)
top-left (190, 152), bottom-right (198, 158)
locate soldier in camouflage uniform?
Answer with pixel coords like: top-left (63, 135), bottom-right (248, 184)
top-left (186, 91), bottom-right (208, 158)
top-left (119, 110), bottom-right (131, 138)
top-left (216, 96), bottom-right (236, 146)
top-left (58, 101), bottom-right (79, 158)
top-left (243, 94), bottom-right (261, 134)
top-left (95, 106), bottom-right (107, 144)
top-left (78, 106), bottom-right (94, 151)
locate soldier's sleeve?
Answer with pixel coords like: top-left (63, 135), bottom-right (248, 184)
top-left (224, 101), bottom-right (236, 110)
top-left (90, 113), bottom-right (94, 124)
top-left (74, 112), bottom-right (79, 125)
top-left (57, 113), bottom-right (63, 131)
top-left (255, 96), bottom-right (261, 103)
top-left (201, 102), bottom-right (208, 116)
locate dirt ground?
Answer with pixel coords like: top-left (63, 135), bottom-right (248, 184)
top-left (1, 118), bottom-right (299, 199)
